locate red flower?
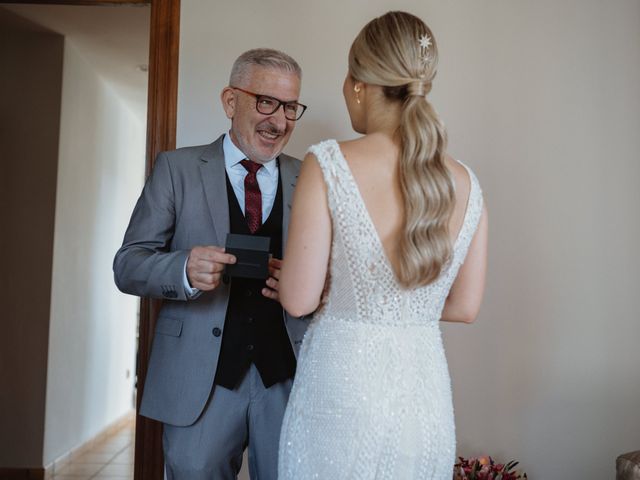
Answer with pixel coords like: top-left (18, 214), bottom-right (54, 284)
top-left (453, 456), bottom-right (527, 480)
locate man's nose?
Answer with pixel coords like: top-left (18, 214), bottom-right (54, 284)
top-left (270, 104), bottom-right (288, 127)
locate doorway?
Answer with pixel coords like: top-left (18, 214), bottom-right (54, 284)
top-left (0, 1), bottom-right (178, 479)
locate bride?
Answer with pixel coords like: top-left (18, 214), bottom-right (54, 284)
top-left (277, 11), bottom-right (488, 479)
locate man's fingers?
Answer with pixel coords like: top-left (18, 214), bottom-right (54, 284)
top-left (191, 245), bottom-right (236, 264)
top-left (192, 281), bottom-right (216, 291)
top-left (268, 257), bottom-right (282, 279)
top-left (262, 287), bottom-right (278, 301)
top-left (262, 276), bottom-right (280, 301)
top-left (187, 260), bottom-right (225, 285)
top-left (210, 250), bottom-right (236, 265)
top-left (263, 259), bottom-right (280, 301)
top-left (197, 251), bottom-right (235, 265)
top-left (186, 246), bottom-right (232, 292)
top-left (192, 258), bottom-right (227, 274)
top-left (269, 257), bottom-right (283, 268)
top-left (268, 267), bottom-right (280, 279)
top-left (191, 272), bottom-right (221, 291)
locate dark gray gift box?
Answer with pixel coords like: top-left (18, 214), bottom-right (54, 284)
top-left (224, 233), bottom-right (270, 279)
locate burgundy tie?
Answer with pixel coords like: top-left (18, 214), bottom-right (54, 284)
top-left (240, 159), bottom-right (263, 233)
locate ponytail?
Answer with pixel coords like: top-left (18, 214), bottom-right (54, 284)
top-left (396, 94), bottom-right (455, 288)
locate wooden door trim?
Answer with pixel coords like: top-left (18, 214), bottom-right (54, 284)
top-left (137, 1), bottom-right (180, 479)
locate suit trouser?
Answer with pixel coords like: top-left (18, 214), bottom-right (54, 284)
top-left (163, 364), bottom-right (293, 480)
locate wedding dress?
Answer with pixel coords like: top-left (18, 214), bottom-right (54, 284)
top-left (278, 139), bottom-right (483, 479)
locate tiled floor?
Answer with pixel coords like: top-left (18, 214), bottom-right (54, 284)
top-left (52, 419), bottom-right (134, 480)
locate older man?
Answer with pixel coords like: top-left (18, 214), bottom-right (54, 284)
top-left (114, 49), bottom-right (309, 479)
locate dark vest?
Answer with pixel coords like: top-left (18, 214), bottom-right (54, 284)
top-left (214, 170), bottom-right (296, 389)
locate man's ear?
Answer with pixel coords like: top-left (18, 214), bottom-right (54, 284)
top-left (221, 87), bottom-right (236, 119)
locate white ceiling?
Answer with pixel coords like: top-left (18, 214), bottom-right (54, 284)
top-left (2, 3), bottom-right (150, 122)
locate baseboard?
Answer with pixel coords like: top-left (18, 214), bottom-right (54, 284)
top-left (0, 469), bottom-right (44, 480)
top-left (43, 410), bottom-right (135, 479)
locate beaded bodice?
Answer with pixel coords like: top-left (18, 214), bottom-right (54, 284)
top-left (309, 139), bottom-right (483, 326)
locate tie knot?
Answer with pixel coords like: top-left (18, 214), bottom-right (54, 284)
top-left (240, 159), bottom-right (262, 175)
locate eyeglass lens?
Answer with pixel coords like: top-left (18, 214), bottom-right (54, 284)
top-left (256, 96), bottom-right (303, 120)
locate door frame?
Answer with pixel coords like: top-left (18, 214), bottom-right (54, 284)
top-left (0, 1), bottom-right (179, 479)
top-left (135, 3), bottom-right (180, 478)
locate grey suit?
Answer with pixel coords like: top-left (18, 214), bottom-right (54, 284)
top-left (114, 135), bottom-right (309, 477)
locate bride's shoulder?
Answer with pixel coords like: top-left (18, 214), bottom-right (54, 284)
top-left (444, 154), bottom-right (482, 204)
top-left (445, 154), bottom-right (468, 179)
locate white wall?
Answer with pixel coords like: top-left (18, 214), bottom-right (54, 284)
top-left (43, 41), bottom-right (144, 464)
top-left (177, 0), bottom-right (640, 478)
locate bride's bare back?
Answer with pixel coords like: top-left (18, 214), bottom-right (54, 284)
top-left (339, 133), bottom-right (472, 278)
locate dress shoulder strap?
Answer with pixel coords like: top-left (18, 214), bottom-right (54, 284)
top-left (307, 139), bottom-right (349, 211)
top-left (449, 161), bottom-right (484, 272)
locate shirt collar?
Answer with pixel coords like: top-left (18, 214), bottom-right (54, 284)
top-left (223, 133), bottom-right (278, 175)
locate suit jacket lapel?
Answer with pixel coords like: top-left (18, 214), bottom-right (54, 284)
top-left (199, 135), bottom-right (229, 246)
top-left (279, 155), bottom-right (298, 254)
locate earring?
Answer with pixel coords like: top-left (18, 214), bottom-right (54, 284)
top-left (354, 86), bottom-right (361, 104)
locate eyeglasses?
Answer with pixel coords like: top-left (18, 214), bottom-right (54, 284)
top-left (231, 86), bottom-right (307, 121)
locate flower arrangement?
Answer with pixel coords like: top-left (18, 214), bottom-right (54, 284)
top-left (453, 456), bottom-right (527, 479)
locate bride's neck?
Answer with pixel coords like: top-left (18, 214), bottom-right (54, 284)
top-left (362, 96), bottom-right (402, 138)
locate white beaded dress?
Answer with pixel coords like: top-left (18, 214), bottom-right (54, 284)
top-left (278, 140), bottom-right (483, 480)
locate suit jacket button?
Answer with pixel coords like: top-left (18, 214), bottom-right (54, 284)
top-left (246, 344), bottom-right (254, 351)
top-left (212, 327), bottom-right (222, 337)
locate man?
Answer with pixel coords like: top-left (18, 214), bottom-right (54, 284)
top-left (113, 49), bottom-right (310, 479)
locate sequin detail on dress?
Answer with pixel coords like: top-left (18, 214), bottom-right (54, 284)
top-left (278, 139), bottom-right (483, 479)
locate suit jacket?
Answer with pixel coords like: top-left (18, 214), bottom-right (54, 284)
top-left (113, 134), bottom-right (310, 426)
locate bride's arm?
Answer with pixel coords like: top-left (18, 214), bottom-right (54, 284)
top-left (280, 153), bottom-right (332, 317)
top-left (440, 205), bottom-right (488, 323)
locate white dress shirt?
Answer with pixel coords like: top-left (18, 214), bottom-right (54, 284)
top-left (183, 133), bottom-right (280, 296)
top-left (223, 133), bottom-right (280, 221)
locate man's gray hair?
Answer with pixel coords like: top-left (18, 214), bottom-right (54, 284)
top-left (229, 48), bottom-right (302, 86)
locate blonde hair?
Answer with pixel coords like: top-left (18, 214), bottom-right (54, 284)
top-left (349, 11), bottom-right (455, 288)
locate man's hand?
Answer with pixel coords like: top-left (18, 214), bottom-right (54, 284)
top-left (262, 257), bottom-right (282, 302)
top-left (186, 246), bottom-right (236, 291)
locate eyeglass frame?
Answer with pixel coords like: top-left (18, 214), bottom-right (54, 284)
top-left (230, 86), bottom-right (307, 121)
